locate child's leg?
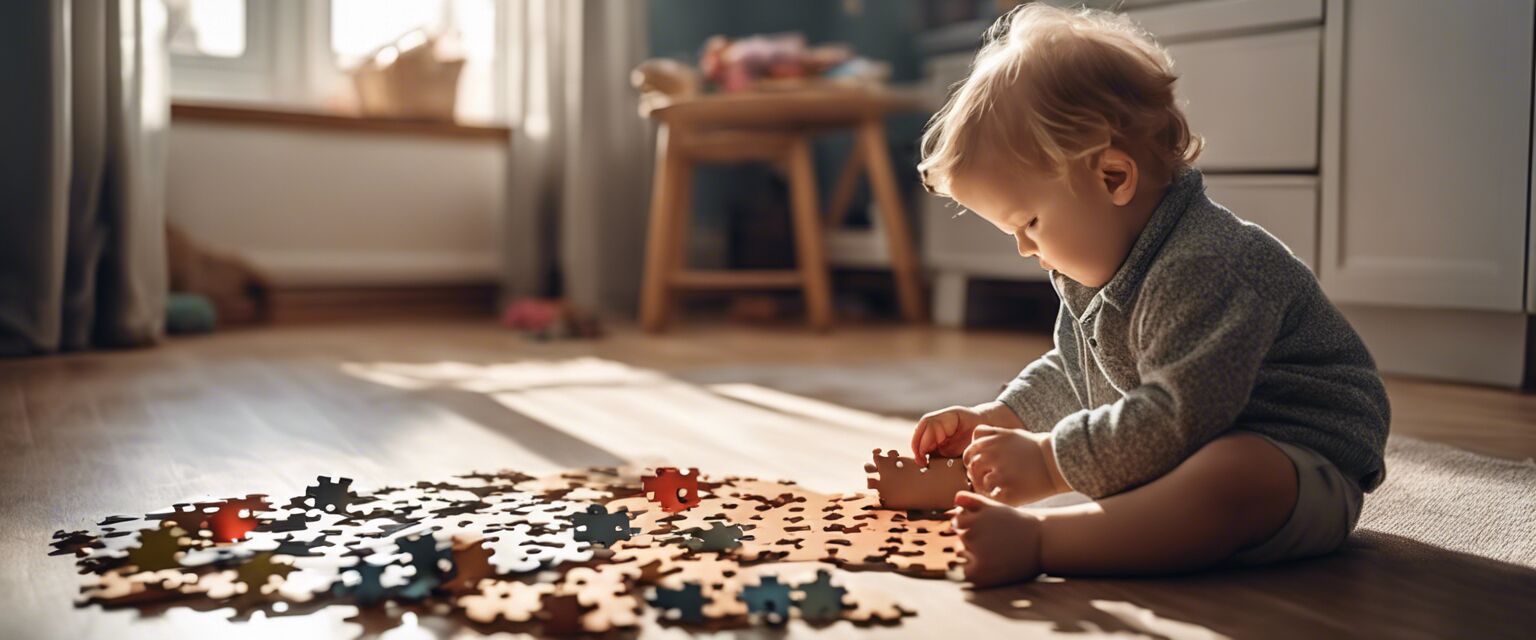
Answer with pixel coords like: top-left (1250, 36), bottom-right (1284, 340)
top-left (1030, 431), bottom-right (1298, 575)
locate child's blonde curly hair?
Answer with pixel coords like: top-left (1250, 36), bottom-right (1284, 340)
top-left (919, 3), bottom-right (1202, 196)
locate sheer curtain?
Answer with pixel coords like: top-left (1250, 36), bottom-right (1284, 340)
top-left (0, 0), bottom-right (169, 356)
top-left (501, 0), bottom-right (653, 314)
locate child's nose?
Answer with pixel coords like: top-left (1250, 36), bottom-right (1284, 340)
top-left (1014, 233), bottom-right (1037, 258)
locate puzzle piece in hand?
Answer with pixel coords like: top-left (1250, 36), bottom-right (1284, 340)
top-left (794, 569), bottom-right (849, 622)
top-left (681, 522), bottom-right (747, 553)
top-left (739, 575), bottom-right (793, 623)
top-left (865, 449), bottom-right (971, 511)
top-left (642, 467), bottom-right (701, 513)
top-left (571, 504), bottom-right (638, 547)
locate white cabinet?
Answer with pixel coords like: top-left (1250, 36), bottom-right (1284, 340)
top-left (1204, 176), bottom-right (1319, 269)
top-left (1320, 0), bottom-right (1534, 312)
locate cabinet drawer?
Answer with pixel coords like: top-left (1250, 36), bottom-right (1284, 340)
top-left (1167, 27), bottom-right (1322, 171)
top-left (1204, 175), bottom-right (1318, 269)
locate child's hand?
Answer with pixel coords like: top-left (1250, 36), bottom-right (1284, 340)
top-left (952, 491), bottom-right (1042, 587)
top-left (962, 426), bottom-right (1065, 506)
top-left (911, 401), bottom-right (1024, 461)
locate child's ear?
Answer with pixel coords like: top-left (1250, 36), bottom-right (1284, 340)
top-left (1095, 147), bottom-right (1139, 207)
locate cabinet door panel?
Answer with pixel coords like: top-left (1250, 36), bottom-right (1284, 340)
top-left (1170, 28), bottom-right (1322, 171)
top-left (1321, 0), bottom-right (1533, 311)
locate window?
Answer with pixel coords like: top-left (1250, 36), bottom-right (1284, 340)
top-left (328, 0), bottom-right (499, 122)
top-left (166, 0), bottom-right (246, 58)
top-left (166, 0), bottom-right (503, 123)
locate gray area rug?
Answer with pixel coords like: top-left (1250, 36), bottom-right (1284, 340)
top-left (679, 362), bottom-right (1536, 568)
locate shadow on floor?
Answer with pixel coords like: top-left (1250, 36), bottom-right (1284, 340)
top-left (964, 530), bottom-right (1536, 639)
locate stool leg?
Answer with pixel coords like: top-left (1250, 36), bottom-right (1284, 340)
top-left (825, 147), bottom-right (865, 229)
top-left (641, 125), bottom-right (686, 333)
top-left (786, 136), bottom-right (834, 331)
top-left (858, 120), bottom-right (927, 323)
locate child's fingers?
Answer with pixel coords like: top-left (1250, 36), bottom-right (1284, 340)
top-left (910, 424), bottom-right (929, 460)
top-left (962, 437), bottom-right (990, 468)
top-left (953, 507), bottom-right (978, 531)
top-left (972, 425), bottom-right (1008, 439)
top-left (953, 490), bottom-right (988, 510)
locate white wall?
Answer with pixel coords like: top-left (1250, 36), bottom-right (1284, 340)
top-left (167, 122), bottom-right (506, 286)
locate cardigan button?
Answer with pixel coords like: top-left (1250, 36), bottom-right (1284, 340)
top-left (1088, 337), bottom-right (1098, 349)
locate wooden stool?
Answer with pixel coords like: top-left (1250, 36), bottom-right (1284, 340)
top-left (632, 60), bottom-right (927, 333)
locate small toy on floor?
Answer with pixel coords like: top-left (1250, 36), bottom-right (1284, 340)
top-left (500, 297), bottom-right (603, 340)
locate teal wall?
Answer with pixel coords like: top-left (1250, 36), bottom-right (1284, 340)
top-left (647, 0), bottom-right (930, 269)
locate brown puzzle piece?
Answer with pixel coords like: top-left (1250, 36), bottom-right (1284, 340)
top-left (865, 449), bottom-right (972, 511)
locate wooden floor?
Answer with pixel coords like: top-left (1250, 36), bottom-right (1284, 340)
top-left (2, 319), bottom-right (1534, 639)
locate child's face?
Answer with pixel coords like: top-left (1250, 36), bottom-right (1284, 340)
top-left (947, 149), bottom-right (1152, 288)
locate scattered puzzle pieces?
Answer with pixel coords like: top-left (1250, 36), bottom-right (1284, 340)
top-left (54, 466), bottom-right (936, 633)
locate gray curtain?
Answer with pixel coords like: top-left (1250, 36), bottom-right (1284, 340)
top-left (0, 0), bottom-right (168, 356)
top-left (502, 0), bottom-right (653, 314)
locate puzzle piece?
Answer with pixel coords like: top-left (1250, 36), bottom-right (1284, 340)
top-left (682, 522), bottom-right (747, 553)
top-left (649, 582), bottom-right (707, 624)
top-left (556, 567), bottom-right (642, 632)
top-left (865, 449), bottom-right (971, 511)
top-left (538, 592), bottom-right (590, 635)
top-left (458, 579), bottom-right (553, 624)
top-left (740, 575), bottom-right (794, 623)
top-left (225, 551), bottom-right (292, 598)
top-left (127, 524), bottom-right (186, 571)
top-left (50, 530), bottom-right (101, 557)
top-left (208, 494), bottom-right (270, 542)
top-left (304, 476), bottom-right (355, 514)
top-left (794, 569), bottom-right (849, 622)
top-left (334, 561), bottom-right (393, 607)
top-left (571, 504), bottom-right (638, 546)
top-left (440, 537), bottom-right (495, 594)
top-left (642, 467), bottom-right (701, 513)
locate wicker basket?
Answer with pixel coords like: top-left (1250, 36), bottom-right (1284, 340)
top-left (352, 32), bottom-right (465, 122)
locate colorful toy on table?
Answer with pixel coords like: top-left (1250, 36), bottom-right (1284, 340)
top-left (698, 32), bottom-right (887, 92)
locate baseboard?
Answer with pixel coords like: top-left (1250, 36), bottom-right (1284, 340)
top-left (266, 284), bottom-right (498, 324)
top-left (1339, 304), bottom-right (1529, 388)
top-left (243, 251), bottom-right (502, 287)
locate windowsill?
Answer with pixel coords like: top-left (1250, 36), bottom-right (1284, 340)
top-left (170, 101), bottom-right (512, 142)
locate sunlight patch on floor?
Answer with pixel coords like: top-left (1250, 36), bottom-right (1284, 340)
top-left (340, 358), bottom-right (914, 493)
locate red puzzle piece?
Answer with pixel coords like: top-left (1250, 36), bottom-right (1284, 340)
top-left (641, 468), bottom-right (701, 513)
top-left (208, 494), bottom-right (269, 542)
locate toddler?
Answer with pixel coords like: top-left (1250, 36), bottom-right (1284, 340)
top-left (912, 4), bottom-right (1389, 586)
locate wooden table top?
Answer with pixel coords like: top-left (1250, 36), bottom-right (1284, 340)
top-left (647, 87), bottom-right (931, 129)
top-left (2, 321), bottom-right (1532, 639)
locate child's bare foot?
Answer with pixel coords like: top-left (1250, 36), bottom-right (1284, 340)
top-left (952, 491), bottom-right (1042, 588)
